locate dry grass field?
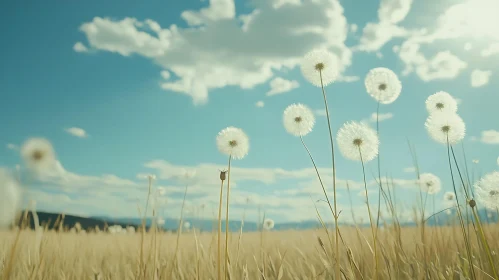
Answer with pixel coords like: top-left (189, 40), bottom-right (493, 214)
top-left (1, 223), bottom-right (499, 280)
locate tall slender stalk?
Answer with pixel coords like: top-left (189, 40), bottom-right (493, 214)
top-left (358, 147), bottom-right (378, 279)
top-left (224, 155), bottom-right (233, 280)
top-left (446, 140), bottom-right (476, 280)
top-left (449, 146), bottom-right (498, 278)
top-left (318, 69), bottom-right (341, 280)
top-left (300, 135), bottom-right (335, 249)
top-left (217, 171), bottom-right (226, 280)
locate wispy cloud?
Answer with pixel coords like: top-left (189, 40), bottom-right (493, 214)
top-left (360, 112), bottom-right (393, 123)
top-left (73, 42), bottom-right (88, 53)
top-left (6, 143), bottom-right (19, 151)
top-left (65, 127), bottom-right (88, 138)
top-left (255, 101), bottom-right (265, 108)
top-left (266, 77), bottom-right (299, 96)
top-left (403, 167), bottom-right (416, 173)
top-left (478, 130), bottom-right (499, 144)
top-left (471, 69), bottom-right (492, 88)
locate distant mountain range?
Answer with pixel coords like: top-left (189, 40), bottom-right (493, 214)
top-left (17, 208), bottom-right (498, 232)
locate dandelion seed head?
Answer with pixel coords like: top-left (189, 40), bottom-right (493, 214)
top-left (300, 49), bottom-right (339, 87)
top-left (20, 137), bottom-right (56, 173)
top-left (263, 218), bottom-right (275, 230)
top-left (475, 171), bottom-right (499, 210)
top-left (364, 67), bottom-right (402, 104)
top-left (425, 112), bottom-right (466, 145)
top-left (444, 191), bottom-right (456, 201)
top-left (216, 127), bottom-right (249, 159)
top-left (336, 121), bottom-right (379, 162)
top-left (283, 103), bottom-right (315, 137)
top-left (184, 221), bottom-right (191, 229)
top-left (425, 91), bottom-right (458, 114)
top-left (419, 173), bottom-right (442, 194)
top-left (0, 169), bottom-right (21, 228)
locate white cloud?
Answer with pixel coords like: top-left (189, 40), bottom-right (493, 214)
top-left (76, 0), bottom-right (352, 105)
top-left (377, 0), bottom-right (413, 24)
top-left (481, 43), bottom-right (499, 57)
top-left (464, 42), bottom-right (472, 51)
top-left (356, 0), bottom-right (413, 52)
top-left (471, 69), bottom-right (492, 88)
top-left (337, 75), bottom-right (360, 82)
top-left (399, 40), bottom-right (468, 81)
top-left (65, 127), bottom-right (88, 138)
top-left (180, 0), bottom-right (235, 26)
top-left (350, 24), bottom-right (358, 33)
top-left (266, 77), bottom-right (299, 96)
top-left (73, 42), bottom-right (88, 53)
top-left (357, 22), bottom-right (409, 52)
top-left (480, 130), bottom-right (499, 144)
top-left (6, 143), bottom-right (18, 151)
top-left (314, 109), bottom-right (327, 117)
top-left (255, 100), bottom-right (265, 107)
top-left (403, 167), bottom-right (416, 173)
top-left (368, 112), bottom-right (393, 122)
top-left (272, 0), bottom-right (301, 9)
top-left (160, 70), bottom-right (171, 80)
top-left (26, 153), bottom-right (421, 222)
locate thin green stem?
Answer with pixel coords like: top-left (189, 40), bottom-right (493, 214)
top-left (318, 69), bottom-right (341, 280)
top-left (358, 147), bottom-right (378, 280)
top-left (217, 176), bottom-right (225, 280)
top-left (446, 139), bottom-right (476, 280)
top-left (224, 155), bottom-right (232, 280)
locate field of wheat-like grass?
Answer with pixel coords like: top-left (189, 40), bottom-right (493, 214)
top-left (1, 223), bottom-right (498, 280)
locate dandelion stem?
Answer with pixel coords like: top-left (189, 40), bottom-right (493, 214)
top-left (300, 135), bottom-right (336, 249)
top-left (217, 175), bottom-right (226, 280)
top-left (450, 146), bottom-right (498, 279)
top-left (318, 69), bottom-right (341, 280)
top-left (224, 155), bottom-right (233, 280)
top-left (446, 139), bottom-right (476, 280)
top-left (358, 147), bottom-right (378, 280)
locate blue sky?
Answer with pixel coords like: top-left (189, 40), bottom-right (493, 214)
top-left (1, 0), bottom-right (498, 223)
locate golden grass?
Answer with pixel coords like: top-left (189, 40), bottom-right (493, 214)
top-left (1, 224), bottom-right (498, 280)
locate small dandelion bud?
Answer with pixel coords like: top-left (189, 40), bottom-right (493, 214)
top-left (219, 170), bottom-right (227, 181)
top-left (468, 199), bottom-right (476, 208)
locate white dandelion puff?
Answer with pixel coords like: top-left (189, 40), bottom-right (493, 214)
top-left (283, 103), bottom-right (315, 137)
top-left (474, 171), bottom-right (499, 210)
top-left (444, 191), bottom-right (456, 201)
top-left (425, 91), bottom-right (458, 114)
top-left (443, 191), bottom-right (456, 207)
top-left (184, 221), bottom-right (191, 229)
top-left (336, 121), bottom-right (379, 162)
top-left (216, 127), bottom-right (249, 159)
top-left (418, 173), bottom-right (442, 194)
top-left (425, 112), bottom-right (466, 145)
top-left (263, 218), bottom-right (275, 230)
top-left (0, 169), bottom-right (21, 229)
top-left (157, 217), bottom-right (165, 226)
top-left (300, 49), bottom-right (339, 87)
top-left (20, 137), bottom-right (56, 172)
top-left (364, 67), bottom-right (402, 104)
